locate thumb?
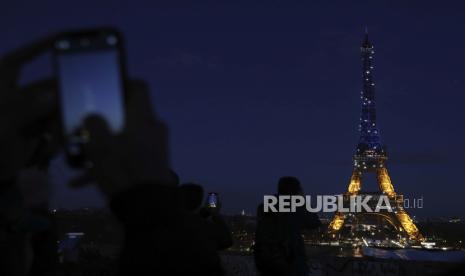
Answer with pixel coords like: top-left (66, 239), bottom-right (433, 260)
top-left (81, 115), bottom-right (114, 161)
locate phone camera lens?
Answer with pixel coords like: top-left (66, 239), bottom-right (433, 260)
top-left (56, 40), bottom-right (70, 50)
top-left (106, 35), bottom-right (118, 46)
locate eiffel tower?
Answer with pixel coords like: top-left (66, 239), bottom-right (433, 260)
top-left (328, 31), bottom-right (423, 241)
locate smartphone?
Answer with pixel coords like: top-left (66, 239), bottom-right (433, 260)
top-left (54, 29), bottom-right (127, 167)
top-left (207, 192), bottom-right (218, 208)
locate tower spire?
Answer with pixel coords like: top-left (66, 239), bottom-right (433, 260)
top-left (362, 27), bottom-right (372, 48)
top-left (356, 31), bottom-right (385, 169)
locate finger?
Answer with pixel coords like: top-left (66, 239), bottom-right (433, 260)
top-left (0, 34), bottom-right (57, 69)
top-left (17, 79), bottom-right (58, 122)
top-left (129, 79), bottom-right (149, 94)
top-left (7, 79), bottom-right (59, 138)
top-left (83, 115), bottom-right (113, 143)
top-left (81, 115), bottom-right (114, 160)
top-left (19, 78), bottom-right (57, 99)
top-left (0, 35), bottom-right (57, 89)
top-left (70, 116), bottom-right (114, 190)
top-left (126, 80), bottom-right (157, 124)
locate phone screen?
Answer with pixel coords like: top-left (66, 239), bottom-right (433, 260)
top-left (55, 32), bottom-right (126, 165)
top-left (57, 49), bottom-right (125, 136)
top-left (207, 193), bottom-right (218, 208)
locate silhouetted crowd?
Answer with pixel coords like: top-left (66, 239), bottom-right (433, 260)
top-left (0, 32), bottom-right (321, 276)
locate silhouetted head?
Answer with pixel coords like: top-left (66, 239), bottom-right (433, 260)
top-left (168, 169), bottom-right (180, 186)
top-left (179, 183), bottom-right (204, 211)
top-left (278, 176), bottom-right (302, 195)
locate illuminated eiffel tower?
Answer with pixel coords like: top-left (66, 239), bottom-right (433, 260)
top-left (328, 31), bottom-right (423, 241)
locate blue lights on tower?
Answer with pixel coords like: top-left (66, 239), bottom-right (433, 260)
top-left (354, 31), bottom-right (387, 170)
top-left (356, 32), bottom-right (385, 155)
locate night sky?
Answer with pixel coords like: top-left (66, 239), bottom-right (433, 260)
top-left (2, 1), bottom-right (465, 218)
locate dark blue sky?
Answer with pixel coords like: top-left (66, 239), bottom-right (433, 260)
top-left (2, 1), bottom-right (465, 217)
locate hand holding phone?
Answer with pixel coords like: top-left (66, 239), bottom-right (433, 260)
top-left (68, 80), bottom-right (171, 198)
top-left (207, 192), bottom-right (220, 209)
top-left (0, 35), bottom-right (59, 178)
top-left (53, 28), bottom-right (170, 198)
top-left (54, 28), bottom-right (127, 167)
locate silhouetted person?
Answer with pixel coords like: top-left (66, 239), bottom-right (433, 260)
top-left (167, 169), bottom-right (180, 186)
top-left (254, 176), bottom-right (321, 276)
top-left (180, 183), bottom-right (233, 251)
top-left (0, 34), bottom-right (225, 276)
top-left (0, 36), bottom-right (62, 276)
top-left (180, 183), bottom-right (204, 212)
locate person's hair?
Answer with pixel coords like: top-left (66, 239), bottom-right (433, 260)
top-left (277, 176), bottom-right (302, 195)
top-left (179, 183), bottom-right (204, 211)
